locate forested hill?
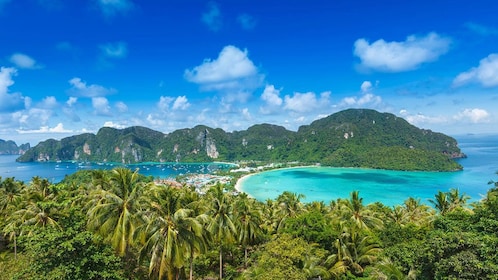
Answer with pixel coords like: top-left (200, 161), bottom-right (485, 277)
top-left (16, 109), bottom-right (465, 171)
top-left (0, 139), bottom-right (30, 155)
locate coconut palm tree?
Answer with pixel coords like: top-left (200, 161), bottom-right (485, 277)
top-left (86, 168), bottom-right (146, 256)
top-left (136, 184), bottom-right (209, 280)
top-left (233, 193), bottom-right (264, 266)
top-left (429, 191), bottom-right (450, 215)
top-left (206, 184), bottom-right (236, 280)
top-left (338, 191), bottom-right (383, 231)
top-left (327, 225), bottom-right (382, 277)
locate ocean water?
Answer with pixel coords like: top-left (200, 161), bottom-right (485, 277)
top-left (238, 134), bottom-right (498, 206)
top-left (0, 158), bottom-right (234, 183)
top-left (1, 134), bottom-right (497, 207)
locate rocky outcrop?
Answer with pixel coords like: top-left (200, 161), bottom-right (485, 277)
top-left (16, 109), bottom-right (465, 171)
top-left (0, 140), bottom-right (30, 155)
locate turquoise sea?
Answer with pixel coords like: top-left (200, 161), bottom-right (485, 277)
top-left (1, 134), bottom-right (497, 207)
top-left (238, 134), bottom-right (498, 206)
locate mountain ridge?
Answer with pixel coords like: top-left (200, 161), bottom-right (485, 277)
top-left (16, 109), bottom-right (465, 171)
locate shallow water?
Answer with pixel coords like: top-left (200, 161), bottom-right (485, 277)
top-left (238, 134), bottom-right (498, 206)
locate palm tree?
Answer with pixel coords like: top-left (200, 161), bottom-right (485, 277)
top-left (233, 193), bottom-right (264, 267)
top-left (137, 184), bottom-right (209, 280)
top-left (447, 188), bottom-right (471, 212)
top-left (327, 225), bottom-right (382, 277)
top-left (338, 191), bottom-right (383, 231)
top-left (206, 184), bottom-right (236, 280)
top-left (87, 168), bottom-right (145, 256)
top-left (429, 191), bottom-right (450, 215)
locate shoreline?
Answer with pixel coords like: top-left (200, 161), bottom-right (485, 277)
top-left (234, 165), bottom-right (320, 194)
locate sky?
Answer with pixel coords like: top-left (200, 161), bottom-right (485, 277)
top-left (1, 0), bottom-right (498, 145)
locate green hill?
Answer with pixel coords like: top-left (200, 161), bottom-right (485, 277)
top-left (16, 109), bottom-right (464, 171)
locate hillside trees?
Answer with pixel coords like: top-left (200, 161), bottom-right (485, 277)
top-left (1, 168), bottom-right (498, 279)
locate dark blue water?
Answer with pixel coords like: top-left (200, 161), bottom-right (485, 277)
top-left (238, 134), bottom-right (498, 206)
top-left (0, 158), bottom-right (234, 183)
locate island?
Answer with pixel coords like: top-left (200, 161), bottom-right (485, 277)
top-left (17, 109), bottom-right (465, 171)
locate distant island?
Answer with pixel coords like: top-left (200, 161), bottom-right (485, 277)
top-left (0, 139), bottom-right (30, 155)
top-left (17, 109), bottom-right (465, 171)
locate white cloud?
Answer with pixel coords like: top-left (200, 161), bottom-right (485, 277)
top-left (0, 67), bottom-right (25, 112)
top-left (68, 77), bottom-right (115, 97)
top-left (202, 2), bottom-right (222, 31)
top-left (454, 108), bottom-right (490, 123)
top-left (237, 14), bottom-right (257, 30)
top-left (283, 91), bottom-right (331, 113)
top-left (398, 110), bottom-right (448, 126)
top-left (241, 108), bottom-right (251, 120)
top-left (157, 96), bottom-right (174, 112)
top-left (115, 101), bottom-right (128, 113)
top-left (354, 32), bottom-right (451, 72)
top-left (339, 80), bottom-right (382, 108)
top-left (99, 41), bottom-right (128, 58)
top-left (0, 67), bottom-right (15, 95)
top-left (92, 97), bottom-right (111, 116)
top-left (9, 53), bottom-right (42, 69)
top-left (261, 84), bottom-right (283, 106)
top-left (17, 123), bottom-right (73, 134)
top-left (172, 96), bottom-right (190, 110)
top-left (453, 54), bottom-right (498, 88)
top-left (103, 121), bottom-right (126, 129)
top-left (184, 45), bottom-right (263, 93)
top-left (97, 0), bottom-right (133, 17)
top-left (260, 84), bottom-right (283, 114)
top-left (40, 96), bottom-right (58, 109)
top-left (360, 81), bottom-right (373, 93)
top-left (66, 97), bottom-right (78, 106)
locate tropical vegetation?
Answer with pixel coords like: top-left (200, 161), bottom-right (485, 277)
top-left (1, 169), bottom-right (498, 279)
top-left (17, 109), bottom-right (464, 171)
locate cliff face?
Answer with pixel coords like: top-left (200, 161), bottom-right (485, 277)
top-left (16, 109), bottom-right (465, 171)
top-left (0, 140), bottom-right (30, 155)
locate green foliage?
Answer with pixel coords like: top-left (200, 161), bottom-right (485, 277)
top-left (15, 225), bottom-right (125, 280)
top-left (17, 109), bottom-right (463, 171)
top-left (2, 168), bottom-right (498, 280)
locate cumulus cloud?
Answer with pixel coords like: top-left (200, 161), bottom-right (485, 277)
top-left (283, 91), bottom-right (331, 113)
top-left (237, 14), bottom-right (257, 30)
top-left (40, 96), bottom-right (58, 109)
top-left (340, 80), bottom-right (382, 108)
top-left (115, 101), bottom-right (128, 113)
top-left (0, 67), bottom-right (26, 112)
top-left (157, 95), bottom-right (191, 112)
top-left (184, 45), bottom-right (263, 95)
top-left (68, 77), bottom-right (116, 97)
top-left (66, 97), bottom-right (78, 106)
top-left (92, 97), bottom-right (111, 116)
top-left (172, 96), bottom-right (190, 110)
top-left (260, 84), bottom-right (283, 114)
top-left (399, 110), bottom-right (448, 126)
top-left (99, 41), bottom-right (128, 58)
top-left (454, 108), bottom-right (490, 123)
top-left (97, 0), bottom-right (133, 17)
top-left (17, 123), bottom-right (73, 134)
top-left (103, 121), bottom-right (126, 129)
top-left (453, 54), bottom-right (498, 88)
top-left (9, 53), bottom-right (42, 69)
top-left (202, 2), bottom-right (222, 31)
top-left (353, 32), bottom-right (451, 72)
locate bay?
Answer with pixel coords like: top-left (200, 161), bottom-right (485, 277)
top-left (238, 134), bottom-right (498, 206)
top-left (0, 157), bottom-right (234, 183)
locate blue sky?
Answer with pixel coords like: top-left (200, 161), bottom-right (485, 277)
top-left (1, 0), bottom-right (498, 145)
